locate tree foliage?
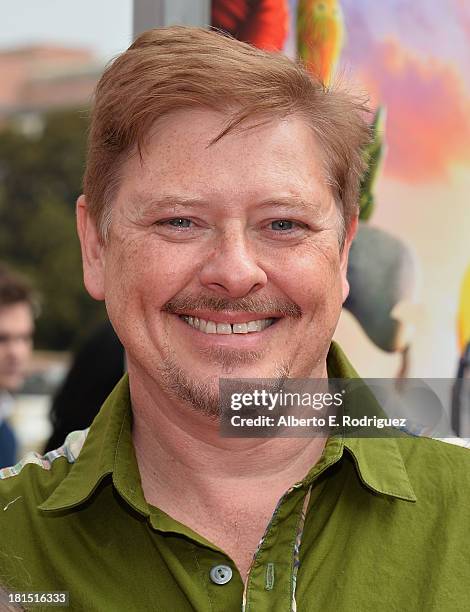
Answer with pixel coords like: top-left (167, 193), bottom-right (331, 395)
top-left (0, 109), bottom-right (106, 350)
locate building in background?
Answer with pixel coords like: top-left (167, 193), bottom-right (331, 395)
top-left (0, 45), bottom-right (103, 133)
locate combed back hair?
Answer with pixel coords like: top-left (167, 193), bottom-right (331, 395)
top-left (84, 26), bottom-right (372, 243)
top-left (0, 265), bottom-right (36, 312)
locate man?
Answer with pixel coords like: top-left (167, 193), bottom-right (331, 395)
top-left (0, 266), bottom-right (34, 469)
top-left (0, 27), bottom-right (469, 611)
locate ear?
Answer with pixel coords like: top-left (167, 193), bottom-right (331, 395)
top-left (76, 195), bottom-right (106, 300)
top-left (339, 214), bottom-right (358, 303)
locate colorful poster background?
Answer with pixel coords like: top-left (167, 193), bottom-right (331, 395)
top-left (212, 0), bottom-right (470, 377)
top-left (333, 0), bottom-right (470, 377)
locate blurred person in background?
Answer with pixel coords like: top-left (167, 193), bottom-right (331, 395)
top-left (0, 266), bottom-right (35, 469)
top-left (44, 319), bottom-right (124, 452)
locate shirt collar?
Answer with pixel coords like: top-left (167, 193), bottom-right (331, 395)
top-left (39, 376), bottom-right (149, 515)
top-left (39, 342), bottom-right (416, 512)
top-left (325, 342), bottom-right (416, 502)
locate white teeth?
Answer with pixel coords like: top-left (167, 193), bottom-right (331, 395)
top-left (205, 321), bottom-right (217, 334)
top-left (232, 323), bottom-right (248, 334)
top-left (180, 315), bottom-right (275, 335)
top-left (247, 320), bottom-right (261, 332)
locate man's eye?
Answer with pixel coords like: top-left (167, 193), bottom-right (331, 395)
top-left (165, 218), bottom-right (192, 228)
top-left (271, 220), bottom-right (295, 231)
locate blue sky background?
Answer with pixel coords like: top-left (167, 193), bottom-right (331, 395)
top-left (0, 0), bottom-right (133, 60)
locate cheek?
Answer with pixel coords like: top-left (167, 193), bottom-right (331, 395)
top-left (105, 237), bottom-right (199, 311)
top-left (268, 241), bottom-right (343, 310)
top-left (18, 342), bottom-right (31, 359)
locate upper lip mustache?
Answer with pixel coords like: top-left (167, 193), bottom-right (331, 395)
top-left (173, 311), bottom-right (282, 324)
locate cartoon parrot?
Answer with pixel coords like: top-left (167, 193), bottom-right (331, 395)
top-left (297, 0), bottom-right (345, 85)
top-left (359, 107), bottom-right (387, 221)
top-left (345, 107), bottom-right (420, 377)
top-left (344, 224), bottom-right (418, 356)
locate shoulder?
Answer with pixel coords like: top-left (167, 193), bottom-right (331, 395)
top-left (0, 429), bottom-right (88, 511)
top-left (396, 434), bottom-right (470, 497)
top-left (397, 433), bottom-right (470, 466)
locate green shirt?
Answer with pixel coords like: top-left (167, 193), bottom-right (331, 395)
top-left (1, 343), bottom-right (470, 612)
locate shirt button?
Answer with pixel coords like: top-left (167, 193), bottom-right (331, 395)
top-left (209, 565), bottom-right (233, 585)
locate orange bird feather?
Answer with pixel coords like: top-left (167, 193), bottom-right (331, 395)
top-left (297, 0), bottom-right (345, 85)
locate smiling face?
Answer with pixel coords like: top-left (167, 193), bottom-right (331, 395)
top-left (78, 109), bottom-right (356, 415)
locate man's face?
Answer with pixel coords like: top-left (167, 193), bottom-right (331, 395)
top-left (79, 109), bottom-right (356, 414)
top-left (0, 302), bottom-right (34, 392)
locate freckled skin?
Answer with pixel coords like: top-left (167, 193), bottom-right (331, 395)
top-left (78, 109), bottom-right (356, 409)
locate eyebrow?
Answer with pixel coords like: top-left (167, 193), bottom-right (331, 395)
top-left (130, 193), bottom-right (210, 212)
top-left (255, 196), bottom-right (325, 216)
top-left (130, 193), bottom-right (326, 216)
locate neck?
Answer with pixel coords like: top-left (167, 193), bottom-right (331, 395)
top-left (130, 361), bottom-right (328, 503)
top-left (129, 361), bottom-right (329, 579)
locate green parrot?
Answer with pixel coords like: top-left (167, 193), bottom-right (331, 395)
top-left (359, 106), bottom-right (387, 221)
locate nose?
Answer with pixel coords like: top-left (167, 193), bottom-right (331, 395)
top-left (198, 227), bottom-right (267, 298)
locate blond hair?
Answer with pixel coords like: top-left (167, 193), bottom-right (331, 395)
top-left (84, 26), bottom-right (371, 242)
